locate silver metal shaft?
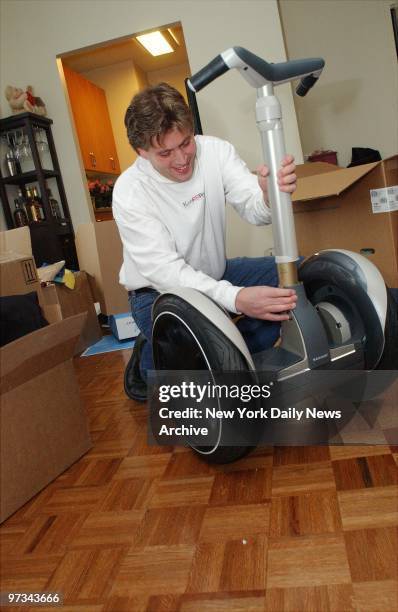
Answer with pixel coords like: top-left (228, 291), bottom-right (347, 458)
top-left (256, 85), bottom-right (298, 265)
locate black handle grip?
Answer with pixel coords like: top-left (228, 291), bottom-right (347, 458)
top-left (296, 74), bottom-right (319, 97)
top-left (188, 55), bottom-right (229, 92)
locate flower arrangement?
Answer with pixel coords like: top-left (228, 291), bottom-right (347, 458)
top-left (88, 179), bottom-right (114, 208)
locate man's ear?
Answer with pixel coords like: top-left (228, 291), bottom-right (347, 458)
top-left (137, 148), bottom-right (149, 159)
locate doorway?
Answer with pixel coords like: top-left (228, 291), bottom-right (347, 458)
top-left (59, 23), bottom-right (191, 221)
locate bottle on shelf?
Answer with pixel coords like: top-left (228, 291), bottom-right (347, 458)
top-left (46, 187), bottom-right (63, 220)
top-left (25, 186), bottom-right (42, 223)
top-left (31, 186), bottom-right (46, 221)
top-left (5, 147), bottom-right (21, 177)
top-left (13, 194), bottom-right (28, 227)
top-left (3, 133), bottom-right (22, 176)
top-left (15, 189), bottom-right (30, 221)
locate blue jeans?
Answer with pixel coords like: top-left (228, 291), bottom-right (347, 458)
top-left (129, 256), bottom-right (280, 380)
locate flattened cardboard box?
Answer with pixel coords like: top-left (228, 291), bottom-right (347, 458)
top-left (293, 156), bottom-right (398, 287)
top-left (42, 271), bottom-right (102, 354)
top-left (0, 313), bottom-right (92, 523)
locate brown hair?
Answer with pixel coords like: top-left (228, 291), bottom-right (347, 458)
top-left (124, 83), bottom-right (193, 152)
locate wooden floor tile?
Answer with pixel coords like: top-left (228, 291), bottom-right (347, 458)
top-left (38, 486), bottom-right (109, 515)
top-left (0, 519), bottom-right (32, 557)
top-left (271, 461), bottom-right (335, 497)
top-left (269, 491), bottom-right (341, 537)
top-left (333, 454), bottom-right (397, 490)
top-left (110, 545), bottom-right (195, 597)
top-left (352, 579), bottom-right (398, 612)
top-left (102, 595), bottom-right (147, 612)
top-left (219, 536), bottom-right (267, 591)
top-left (264, 583), bottom-right (355, 611)
top-left (199, 503), bottom-right (270, 542)
top-left (100, 478), bottom-right (154, 511)
top-left (70, 510), bottom-right (144, 548)
top-left (180, 591), bottom-right (266, 611)
top-left (329, 443), bottom-right (392, 461)
top-left (344, 526), bottom-right (398, 581)
top-left (112, 454), bottom-right (171, 480)
top-left (186, 541), bottom-right (225, 593)
top-left (133, 505), bottom-right (205, 549)
top-left (338, 485), bottom-right (398, 530)
top-left (145, 593), bottom-right (181, 611)
top-left (0, 555), bottom-right (62, 591)
top-left (46, 547), bottom-right (126, 601)
top-left (11, 513), bottom-right (87, 556)
top-left (273, 445), bottom-right (330, 466)
top-left (221, 446), bottom-right (273, 472)
top-left (267, 534), bottom-right (351, 588)
top-left (162, 452), bottom-right (215, 479)
top-left (186, 538), bottom-right (267, 594)
top-left (148, 476), bottom-right (215, 508)
top-left (209, 469), bottom-right (271, 505)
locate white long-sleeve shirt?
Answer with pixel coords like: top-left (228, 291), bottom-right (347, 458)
top-left (112, 135), bottom-right (271, 314)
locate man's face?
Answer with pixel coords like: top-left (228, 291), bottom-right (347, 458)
top-left (138, 128), bottom-right (196, 182)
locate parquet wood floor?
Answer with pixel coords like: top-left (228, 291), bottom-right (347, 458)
top-left (1, 348), bottom-right (397, 611)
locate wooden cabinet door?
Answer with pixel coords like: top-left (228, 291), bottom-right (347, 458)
top-left (63, 65), bottom-right (120, 174)
top-left (63, 65), bottom-right (97, 171)
top-left (89, 83), bottom-right (121, 175)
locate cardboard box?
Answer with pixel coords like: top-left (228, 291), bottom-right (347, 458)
top-left (75, 220), bottom-right (129, 315)
top-left (0, 226), bottom-right (32, 256)
top-left (293, 156), bottom-right (398, 287)
top-left (0, 229), bottom-right (101, 354)
top-left (0, 251), bottom-right (44, 308)
top-left (0, 313), bottom-right (92, 523)
top-left (109, 312), bottom-right (140, 340)
top-left (41, 271), bottom-right (102, 354)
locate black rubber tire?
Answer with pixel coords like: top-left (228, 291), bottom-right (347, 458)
top-left (152, 294), bottom-right (257, 464)
top-left (298, 253), bottom-right (397, 370)
top-left (376, 288), bottom-right (398, 370)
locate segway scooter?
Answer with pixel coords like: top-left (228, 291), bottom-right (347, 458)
top-left (151, 47), bottom-right (398, 463)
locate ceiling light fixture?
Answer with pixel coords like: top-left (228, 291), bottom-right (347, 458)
top-left (136, 31), bottom-right (174, 56)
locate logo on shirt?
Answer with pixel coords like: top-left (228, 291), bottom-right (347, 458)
top-left (182, 192), bottom-right (204, 207)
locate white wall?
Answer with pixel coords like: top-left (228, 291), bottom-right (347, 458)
top-left (146, 62), bottom-right (191, 99)
top-left (0, 0), bottom-right (302, 257)
top-left (279, 0), bottom-right (397, 166)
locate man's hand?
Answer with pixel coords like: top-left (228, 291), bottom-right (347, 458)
top-left (257, 154), bottom-right (297, 202)
top-left (236, 286), bottom-right (297, 321)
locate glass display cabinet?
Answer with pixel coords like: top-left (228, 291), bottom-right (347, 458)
top-left (0, 112), bottom-right (78, 269)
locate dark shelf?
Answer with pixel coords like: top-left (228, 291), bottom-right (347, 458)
top-left (27, 221), bottom-right (50, 228)
top-left (0, 112), bottom-right (53, 131)
top-left (1, 169), bottom-right (59, 186)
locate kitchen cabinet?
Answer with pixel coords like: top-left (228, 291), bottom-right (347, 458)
top-left (0, 112), bottom-right (79, 269)
top-left (64, 65), bottom-right (120, 175)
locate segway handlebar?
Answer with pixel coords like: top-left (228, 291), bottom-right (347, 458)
top-left (187, 46), bottom-right (324, 94)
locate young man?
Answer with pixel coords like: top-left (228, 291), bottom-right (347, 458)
top-left (113, 83), bottom-right (297, 401)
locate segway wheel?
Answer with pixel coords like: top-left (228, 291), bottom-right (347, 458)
top-left (377, 288), bottom-right (398, 370)
top-left (152, 294), bottom-right (256, 464)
